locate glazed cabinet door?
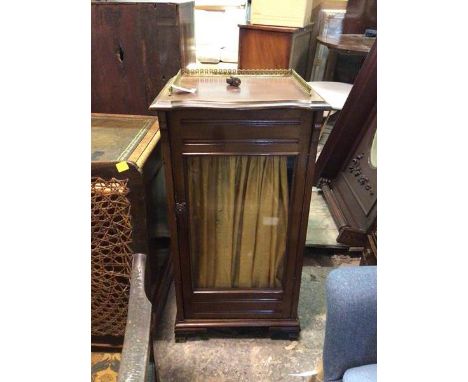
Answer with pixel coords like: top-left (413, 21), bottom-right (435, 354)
top-left (165, 109), bottom-right (315, 320)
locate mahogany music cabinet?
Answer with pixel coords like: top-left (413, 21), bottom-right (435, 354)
top-left (150, 69), bottom-right (329, 340)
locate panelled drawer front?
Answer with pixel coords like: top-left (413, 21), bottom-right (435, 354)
top-left (191, 290), bottom-right (284, 303)
top-left (188, 291), bottom-right (287, 319)
top-left (180, 119), bottom-right (301, 142)
top-left (189, 301), bottom-right (285, 319)
top-left (171, 109), bottom-right (309, 143)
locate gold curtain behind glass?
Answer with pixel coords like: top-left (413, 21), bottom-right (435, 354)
top-left (187, 156), bottom-right (289, 289)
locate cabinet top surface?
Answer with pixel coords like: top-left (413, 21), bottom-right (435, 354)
top-left (150, 69), bottom-right (329, 110)
top-left (91, 114), bottom-right (159, 163)
top-left (238, 23), bottom-right (312, 33)
top-left (317, 34), bottom-right (376, 53)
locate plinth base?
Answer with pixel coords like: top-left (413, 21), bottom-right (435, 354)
top-left (174, 318), bottom-right (300, 342)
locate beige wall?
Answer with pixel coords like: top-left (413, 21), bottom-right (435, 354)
top-left (313, 0), bottom-right (348, 11)
top-left (311, 0), bottom-right (347, 23)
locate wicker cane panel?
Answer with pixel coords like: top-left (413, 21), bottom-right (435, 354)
top-left (91, 177), bottom-right (133, 337)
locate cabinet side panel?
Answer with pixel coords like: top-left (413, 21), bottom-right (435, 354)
top-left (289, 111), bottom-right (322, 318)
top-left (238, 28), bottom-right (292, 70)
top-left (158, 112), bottom-right (186, 321)
top-left (289, 27), bottom-right (312, 78)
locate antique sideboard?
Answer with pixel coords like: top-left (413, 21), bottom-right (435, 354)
top-left (150, 69), bottom-right (330, 340)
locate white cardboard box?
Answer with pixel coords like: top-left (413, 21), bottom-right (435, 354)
top-left (250, 0), bottom-right (314, 28)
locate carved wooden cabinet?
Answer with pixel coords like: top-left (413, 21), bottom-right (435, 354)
top-left (150, 69), bottom-right (329, 339)
top-left (315, 43), bottom-right (377, 247)
top-left (320, 109), bottom-right (377, 245)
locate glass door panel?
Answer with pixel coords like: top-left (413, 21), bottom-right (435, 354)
top-left (186, 155), bottom-right (294, 290)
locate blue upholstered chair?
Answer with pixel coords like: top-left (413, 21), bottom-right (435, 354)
top-left (323, 266), bottom-right (377, 382)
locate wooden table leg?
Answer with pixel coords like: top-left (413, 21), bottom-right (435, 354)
top-left (323, 49), bottom-right (338, 81)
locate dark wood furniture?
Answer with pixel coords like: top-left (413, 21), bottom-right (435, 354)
top-left (238, 23), bottom-right (313, 78)
top-left (316, 34), bottom-right (375, 81)
top-left (150, 69), bottom-right (330, 340)
top-left (91, 114), bottom-right (172, 351)
top-left (317, 34), bottom-right (375, 54)
top-left (361, 225), bottom-right (377, 265)
top-left (315, 43), bottom-right (377, 247)
top-left (342, 0), bottom-right (377, 34)
top-left (91, 0), bottom-right (196, 116)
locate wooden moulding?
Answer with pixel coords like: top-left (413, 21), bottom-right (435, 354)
top-left (174, 319), bottom-right (301, 341)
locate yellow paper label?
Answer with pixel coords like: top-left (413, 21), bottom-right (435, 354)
top-left (116, 161), bottom-right (129, 173)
